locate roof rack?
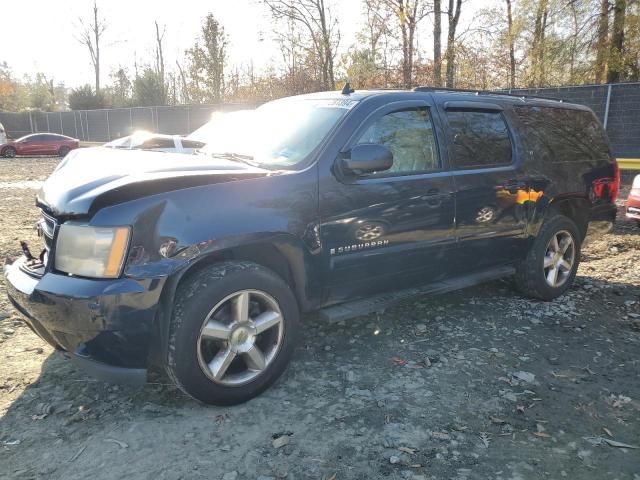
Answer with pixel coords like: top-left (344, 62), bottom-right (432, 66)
top-left (412, 86), bottom-right (564, 103)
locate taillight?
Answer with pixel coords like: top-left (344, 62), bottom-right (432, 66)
top-left (611, 158), bottom-right (620, 202)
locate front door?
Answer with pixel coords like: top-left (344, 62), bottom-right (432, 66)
top-left (319, 101), bottom-right (456, 304)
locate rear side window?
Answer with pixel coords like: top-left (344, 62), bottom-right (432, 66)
top-left (181, 139), bottom-right (205, 149)
top-left (513, 106), bottom-right (609, 162)
top-left (355, 107), bottom-right (440, 175)
top-left (138, 137), bottom-right (175, 149)
top-left (445, 110), bottom-right (512, 169)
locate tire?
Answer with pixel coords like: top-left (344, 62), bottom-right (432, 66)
top-left (2, 146), bottom-right (16, 158)
top-left (166, 261), bottom-right (300, 405)
top-left (515, 215), bottom-right (581, 301)
top-left (58, 146), bottom-right (71, 157)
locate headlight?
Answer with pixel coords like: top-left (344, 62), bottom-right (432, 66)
top-left (55, 223), bottom-right (130, 278)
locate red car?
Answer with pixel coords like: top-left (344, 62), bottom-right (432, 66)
top-left (1, 133), bottom-right (79, 158)
top-left (626, 174), bottom-right (640, 225)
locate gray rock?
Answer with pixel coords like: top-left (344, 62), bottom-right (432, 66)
top-left (222, 472), bottom-right (238, 480)
top-left (272, 435), bottom-right (290, 449)
top-left (389, 455), bottom-right (401, 464)
top-left (513, 371), bottom-right (536, 383)
top-left (345, 370), bottom-right (356, 382)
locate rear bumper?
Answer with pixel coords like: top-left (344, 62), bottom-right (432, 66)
top-left (626, 204), bottom-right (640, 220)
top-left (4, 257), bottom-right (166, 384)
top-left (584, 203), bottom-right (617, 242)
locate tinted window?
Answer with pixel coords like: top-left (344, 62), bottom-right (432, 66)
top-left (181, 139), bottom-right (205, 149)
top-left (355, 107), bottom-right (439, 174)
top-left (513, 106), bottom-right (609, 162)
top-left (137, 137), bottom-right (175, 149)
top-left (446, 110), bottom-right (512, 169)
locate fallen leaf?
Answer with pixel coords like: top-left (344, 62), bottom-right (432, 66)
top-left (490, 416), bottom-right (506, 424)
top-left (398, 446), bottom-right (417, 454)
top-left (516, 405), bottom-right (525, 414)
top-left (533, 431), bottom-right (551, 438)
top-left (104, 438), bottom-right (128, 449)
top-left (391, 357), bottom-right (407, 366)
top-left (603, 439), bottom-right (639, 449)
top-left (326, 474), bottom-right (337, 480)
top-left (602, 427), bottom-right (613, 437)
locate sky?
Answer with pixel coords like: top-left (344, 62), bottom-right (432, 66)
top-left (0, 0), bottom-right (494, 88)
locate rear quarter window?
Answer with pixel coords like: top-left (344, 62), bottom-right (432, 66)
top-left (512, 106), bottom-right (610, 162)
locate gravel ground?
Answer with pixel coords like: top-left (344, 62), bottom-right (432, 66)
top-left (0, 157), bottom-right (639, 480)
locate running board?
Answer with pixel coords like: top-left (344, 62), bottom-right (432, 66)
top-left (319, 265), bottom-right (516, 323)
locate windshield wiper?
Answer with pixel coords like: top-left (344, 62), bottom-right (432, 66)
top-left (209, 151), bottom-right (259, 167)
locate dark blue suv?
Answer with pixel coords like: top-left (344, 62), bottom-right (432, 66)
top-left (5, 88), bottom-right (619, 405)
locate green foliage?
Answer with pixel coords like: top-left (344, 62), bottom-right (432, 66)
top-left (132, 67), bottom-right (166, 106)
top-left (185, 13), bottom-right (227, 103)
top-left (68, 84), bottom-right (106, 110)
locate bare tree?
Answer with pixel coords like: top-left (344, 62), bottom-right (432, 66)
top-left (76, 0), bottom-right (107, 93)
top-left (264, 0), bottom-right (340, 90)
top-left (380, 0), bottom-right (430, 88)
top-left (607, 0), bottom-right (626, 83)
top-left (155, 21), bottom-right (166, 102)
top-left (505, 0), bottom-right (516, 88)
top-left (434, 0), bottom-right (443, 86)
top-left (445, 0), bottom-right (463, 87)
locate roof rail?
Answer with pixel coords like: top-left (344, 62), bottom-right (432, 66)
top-left (412, 86), bottom-right (564, 103)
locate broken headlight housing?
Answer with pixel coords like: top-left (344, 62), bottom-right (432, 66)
top-left (55, 223), bottom-right (130, 278)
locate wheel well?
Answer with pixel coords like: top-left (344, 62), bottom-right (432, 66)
top-left (548, 198), bottom-right (590, 239)
top-left (176, 243), bottom-right (299, 304)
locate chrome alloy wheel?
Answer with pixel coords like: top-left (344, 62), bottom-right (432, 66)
top-left (543, 230), bottom-right (575, 288)
top-left (196, 290), bottom-right (284, 386)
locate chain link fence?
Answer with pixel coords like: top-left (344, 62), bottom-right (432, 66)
top-left (1, 83), bottom-right (639, 157)
top-left (0, 103), bottom-right (256, 143)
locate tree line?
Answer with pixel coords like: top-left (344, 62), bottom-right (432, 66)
top-left (1, 0), bottom-right (639, 113)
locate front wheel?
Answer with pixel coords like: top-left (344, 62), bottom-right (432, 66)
top-left (515, 215), bottom-right (581, 301)
top-left (166, 261), bottom-right (299, 405)
top-left (2, 146), bottom-right (16, 158)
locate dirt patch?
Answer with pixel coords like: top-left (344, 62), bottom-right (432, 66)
top-left (0, 157), bottom-right (638, 480)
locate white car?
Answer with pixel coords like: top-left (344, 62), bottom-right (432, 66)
top-left (0, 122), bottom-right (6, 144)
top-left (187, 110), bottom-right (255, 144)
top-left (104, 131), bottom-right (204, 154)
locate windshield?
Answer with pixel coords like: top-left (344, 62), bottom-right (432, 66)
top-left (199, 98), bottom-right (356, 168)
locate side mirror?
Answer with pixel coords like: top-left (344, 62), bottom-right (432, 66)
top-left (340, 144), bottom-right (393, 175)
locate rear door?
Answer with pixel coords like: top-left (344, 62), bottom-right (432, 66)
top-left (435, 100), bottom-right (530, 270)
top-left (320, 100), bottom-right (456, 303)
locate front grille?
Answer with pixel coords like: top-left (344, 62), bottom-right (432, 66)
top-left (36, 210), bottom-right (58, 270)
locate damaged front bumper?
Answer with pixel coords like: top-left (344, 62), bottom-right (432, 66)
top-left (4, 256), bottom-right (165, 385)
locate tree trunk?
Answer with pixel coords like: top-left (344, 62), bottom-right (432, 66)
top-left (445, 0), bottom-right (462, 88)
top-left (93, 2), bottom-right (100, 93)
top-left (607, 0), bottom-right (626, 83)
top-left (506, 0), bottom-right (515, 88)
top-left (434, 0), bottom-right (442, 87)
top-left (530, 0), bottom-right (548, 87)
top-left (595, 0), bottom-right (610, 83)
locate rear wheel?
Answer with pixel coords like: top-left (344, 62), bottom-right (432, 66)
top-left (515, 215), bottom-right (581, 300)
top-left (166, 261), bottom-right (299, 405)
top-left (58, 146), bottom-right (71, 157)
top-left (2, 146), bottom-right (16, 158)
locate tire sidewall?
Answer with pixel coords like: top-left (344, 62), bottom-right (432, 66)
top-left (3, 146), bottom-right (16, 158)
top-left (58, 146), bottom-right (70, 157)
top-left (531, 216), bottom-right (581, 300)
top-left (167, 263), bottom-right (299, 405)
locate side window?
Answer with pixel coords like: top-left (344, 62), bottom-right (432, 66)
top-left (138, 137), bottom-right (175, 149)
top-left (355, 107), bottom-right (439, 174)
top-left (513, 106), bottom-right (609, 162)
top-left (181, 139), bottom-right (205, 149)
top-left (446, 110), bottom-right (512, 169)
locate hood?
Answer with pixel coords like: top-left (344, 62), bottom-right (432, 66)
top-left (38, 147), bottom-right (273, 216)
